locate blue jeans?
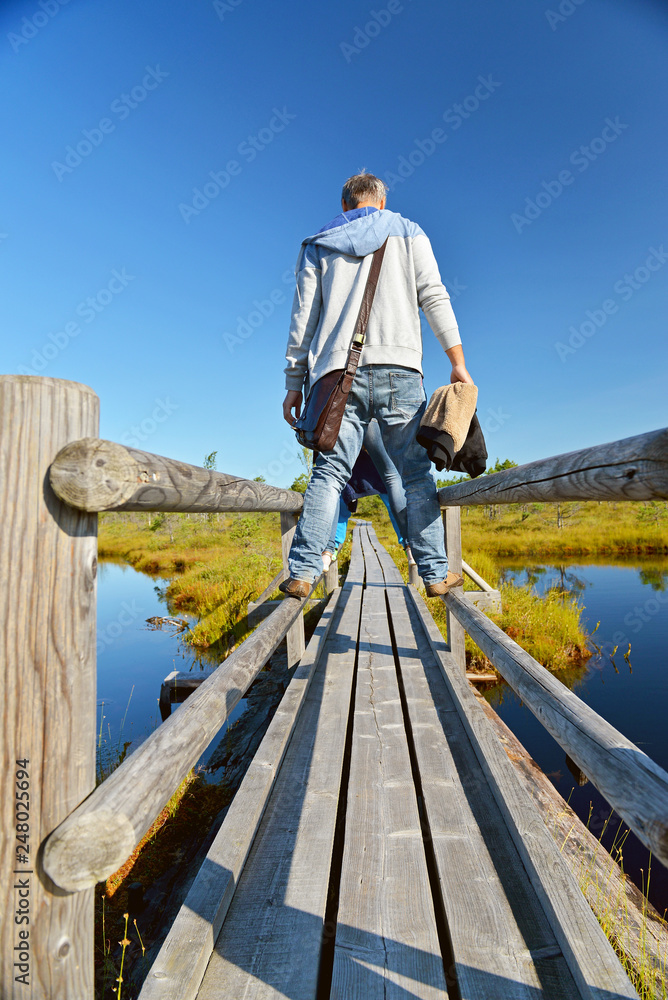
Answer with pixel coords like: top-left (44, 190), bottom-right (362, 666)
top-left (289, 365), bottom-right (448, 584)
top-left (326, 493), bottom-right (405, 554)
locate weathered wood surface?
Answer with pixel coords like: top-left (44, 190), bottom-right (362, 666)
top-left (0, 376), bottom-right (98, 999)
top-left (330, 527), bottom-right (448, 999)
top-left (196, 539), bottom-right (366, 998)
top-left (49, 437), bottom-right (304, 513)
top-left (281, 511), bottom-right (306, 668)
top-left (478, 694), bottom-right (668, 994)
top-left (409, 585), bottom-right (640, 998)
top-left (465, 589), bottom-right (502, 612)
top-left (444, 587), bottom-right (668, 869)
top-left (159, 669), bottom-right (217, 719)
top-left (138, 588), bottom-right (342, 1000)
top-left (324, 554), bottom-right (339, 593)
top-left (438, 426), bottom-right (668, 506)
top-left (248, 597), bottom-right (320, 627)
top-left (443, 507), bottom-right (466, 672)
top-left (385, 573), bottom-right (581, 997)
top-left (43, 582), bottom-right (320, 891)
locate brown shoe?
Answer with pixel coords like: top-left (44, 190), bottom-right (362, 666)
top-left (425, 572), bottom-right (464, 597)
top-left (279, 577), bottom-right (311, 599)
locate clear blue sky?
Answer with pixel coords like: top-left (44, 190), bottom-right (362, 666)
top-left (2, 0), bottom-right (666, 487)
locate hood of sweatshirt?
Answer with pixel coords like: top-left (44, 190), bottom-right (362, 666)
top-left (300, 209), bottom-right (424, 262)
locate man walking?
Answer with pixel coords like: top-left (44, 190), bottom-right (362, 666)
top-left (281, 171), bottom-right (473, 597)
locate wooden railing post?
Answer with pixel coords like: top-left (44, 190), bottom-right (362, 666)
top-left (324, 559), bottom-right (338, 594)
top-left (443, 506), bottom-right (466, 673)
top-left (280, 512), bottom-right (305, 668)
top-left (0, 376), bottom-right (98, 999)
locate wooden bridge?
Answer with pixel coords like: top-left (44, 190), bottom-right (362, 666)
top-left (2, 375), bottom-right (668, 999)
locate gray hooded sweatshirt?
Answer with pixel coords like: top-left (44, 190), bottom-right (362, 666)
top-left (284, 208), bottom-right (461, 393)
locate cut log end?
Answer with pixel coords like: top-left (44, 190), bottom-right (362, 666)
top-left (43, 810), bottom-right (136, 891)
top-left (50, 438), bottom-right (138, 512)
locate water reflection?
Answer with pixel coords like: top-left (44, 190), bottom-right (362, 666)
top-left (96, 560), bottom-right (243, 781)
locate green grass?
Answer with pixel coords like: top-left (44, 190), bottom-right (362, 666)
top-left (460, 499), bottom-right (668, 557)
top-left (99, 510), bottom-right (284, 648)
top-left (354, 496), bottom-right (593, 672)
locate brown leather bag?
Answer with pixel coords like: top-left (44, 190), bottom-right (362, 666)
top-left (295, 237), bottom-right (388, 452)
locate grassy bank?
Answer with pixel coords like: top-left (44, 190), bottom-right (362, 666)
top-left (459, 499), bottom-right (668, 557)
top-left (99, 510), bottom-right (283, 648)
top-left (99, 498), bottom-right (663, 670)
top-left (352, 496), bottom-right (593, 674)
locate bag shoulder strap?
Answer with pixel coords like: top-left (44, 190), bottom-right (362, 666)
top-left (342, 237), bottom-right (388, 390)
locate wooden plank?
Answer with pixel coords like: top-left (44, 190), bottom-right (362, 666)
top-left (196, 543), bottom-right (365, 998)
top-left (281, 511), bottom-right (306, 668)
top-left (386, 581), bottom-right (581, 998)
top-left (438, 426), bottom-right (668, 506)
top-left (330, 526), bottom-right (448, 999)
top-left (0, 375), bottom-right (97, 1000)
top-left (443, 507), bottom-right (466, 672)
top-left (478, 694), bottom-right (668, 995)
top-left (43, 578), bottom-right (322, 892)
top-left (49, 438), bottom-right (304, 513)
top-left (408, 586), bottom-right (640, 999)
top-left (443, 587), bottom-right (668, 869)
top-left (138, 588), bottom-right (342, 1000)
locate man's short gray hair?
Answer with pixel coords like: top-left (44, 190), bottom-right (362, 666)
top-left (341, 171), bottom-right (388, 208)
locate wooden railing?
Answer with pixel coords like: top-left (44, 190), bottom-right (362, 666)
top-left (1, 373), bottom-right (667, 999)
top-left (437, 427), bottom-right (668, 874)
top-left (0, 376), bottom-right (315, 999)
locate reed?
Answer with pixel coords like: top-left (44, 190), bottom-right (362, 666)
top-left (557, 804), bottom-right (668, 998)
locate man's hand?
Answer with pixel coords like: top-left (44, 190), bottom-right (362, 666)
top-left (445, 345), bottom-right (474, 384)
top-left (450, 363), bottom-right (474, 384)
top-left (283, 390), bottom-right (303, 426)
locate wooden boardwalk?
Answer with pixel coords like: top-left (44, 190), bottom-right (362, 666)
top-left (142, 523), bottom-right (639, 1000)
top-left (4, 379), bottom-right (667, 999)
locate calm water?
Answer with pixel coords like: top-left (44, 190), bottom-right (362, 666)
top-left (489, 557), bottom-right (668, 913)
top-left (96, 561), bottom-right (246, 776)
